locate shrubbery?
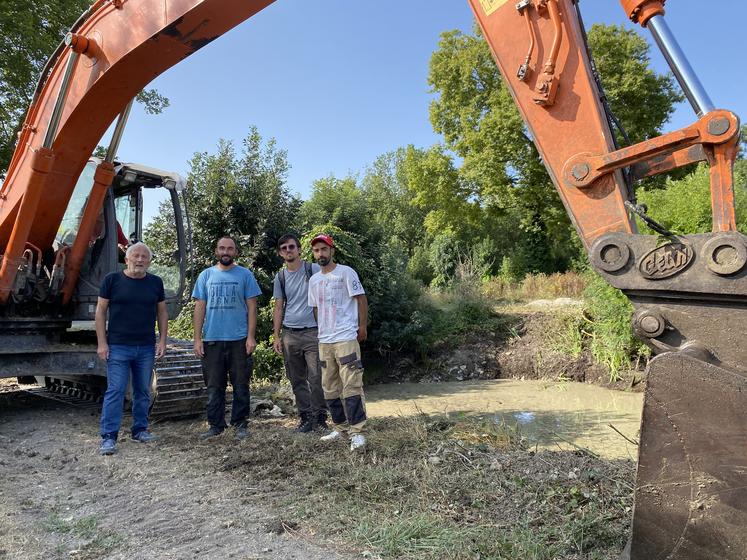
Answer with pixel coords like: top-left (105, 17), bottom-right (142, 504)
top-left (581, 273), bottom-right (650, 379)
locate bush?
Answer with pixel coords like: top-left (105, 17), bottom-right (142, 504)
top-left (252, 341), bottom-right (285, 382)
top-left (581, 273), bottom-right (649, 380)
top-left (637, 162), bottom-right (747, 234)
top-left (169, 300), bottom-right (195, 340)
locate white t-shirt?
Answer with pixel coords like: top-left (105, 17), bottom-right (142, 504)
top-left (307, 264), bottom-right (365, 343)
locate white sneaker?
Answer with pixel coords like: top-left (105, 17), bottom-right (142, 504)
top-left (320, 430), bottom-right (343, 442)
top-left (350, 434), bottom-right (366, 451)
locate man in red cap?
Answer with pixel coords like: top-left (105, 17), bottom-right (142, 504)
top-left (307, 233), bottom-right (369, 451)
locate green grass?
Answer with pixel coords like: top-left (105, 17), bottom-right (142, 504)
top-left (42, 512), bottom-right (123, 558)
top-left (224, 414), bottom-right (634, 560)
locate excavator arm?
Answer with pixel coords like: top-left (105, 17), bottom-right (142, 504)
top-left (2, 0), bottom-right (745, 557)
top-left (0, 0), bottom-right (274, 303)
top-left (468, 0), bottom-right (746, 558)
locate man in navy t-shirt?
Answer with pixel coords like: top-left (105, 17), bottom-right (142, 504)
top-left (193, 236), bottom-right (261, 440)
top-left (96, 242), bottom-right (168, 455)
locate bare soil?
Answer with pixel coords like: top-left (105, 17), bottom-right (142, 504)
top-left (385, 304), bottom-right (644, 393)
top-left (0, 383), bottom-right (351, 560)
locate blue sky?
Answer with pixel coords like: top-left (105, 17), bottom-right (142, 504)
top-left (109, 1), bottom-right (746, 223)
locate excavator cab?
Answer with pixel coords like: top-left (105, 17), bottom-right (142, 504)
top-left (59, 158), bottom-right (192, 322)
top-left (0, 158), bottom-right (191, 387)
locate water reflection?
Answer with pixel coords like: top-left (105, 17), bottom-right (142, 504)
top-left (366, 379), bottom-right (643, 460)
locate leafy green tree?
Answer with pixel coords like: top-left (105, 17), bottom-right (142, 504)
top-left (587, 24), bottom-right (682, 145)
top-left (0, 0), bottom-right (169, 176)
top-left (144, 126), bottom-right (301, 295)
top-left (360, 148), bottom-right (428, 255)
top-left (300, 177), bottom-right (370, 237)
top-left (403, 144), bottom-right (482, 241)
top-left (425, 24), bottom-right (683, 276)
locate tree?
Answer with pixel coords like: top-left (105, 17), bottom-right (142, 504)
top-left (0, 0), bottom-right (170, 176)
top-left (586, 24), bottom-right (682, 144)
top-left (425, 24), bottom-right (683, 276)
top-left (144, 126), bottom-right (301, 295)
top-left (300, 176), bottom-right (370, 238)
top-left (360, 148), bottom-right (428, 256)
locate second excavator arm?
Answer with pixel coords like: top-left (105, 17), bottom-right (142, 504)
top-left (468, 0), bottom-right (746, 557)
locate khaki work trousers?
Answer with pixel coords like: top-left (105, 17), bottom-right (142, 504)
top-left (319, 339), bottom-right (367, 434)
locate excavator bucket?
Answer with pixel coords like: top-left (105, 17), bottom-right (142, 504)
top-left (465, 0), bottom-right (747, 557)
top-left (631, 353), bottom-right (747, 559)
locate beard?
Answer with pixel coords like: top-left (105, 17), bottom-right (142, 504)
top-left (219, 255), bottom-right (234, 266)
top-left (316, 256), bottom-right (330, 266)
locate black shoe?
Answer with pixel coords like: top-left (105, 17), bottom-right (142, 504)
top-left (315, 412), bottom-right (329, 432)
top-left (199, 426), bottom-right (224, 439)
top-left (295, 414), bottom-right (313, 433)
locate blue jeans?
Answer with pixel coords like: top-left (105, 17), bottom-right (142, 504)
top-left (100, 344), bottom-right (155, 440)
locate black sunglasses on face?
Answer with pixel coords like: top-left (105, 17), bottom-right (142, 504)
top-left (280, 244), bottom-right (297, 251)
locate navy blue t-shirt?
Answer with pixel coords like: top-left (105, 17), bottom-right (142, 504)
top-left (99, 271), bottom-right (165, 345)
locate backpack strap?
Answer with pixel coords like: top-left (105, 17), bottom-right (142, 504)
top-left (279, 269), bottom-right (287, 303)
top-left (279, 261), bottom-right (312, 310)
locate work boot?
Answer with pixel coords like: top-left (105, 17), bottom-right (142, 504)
top-left (314, 411), bottom-right (329, 432)
top-left (199, 426), bottom-right (224, 439)
top-left (295, 413), bottom-right (313, 433)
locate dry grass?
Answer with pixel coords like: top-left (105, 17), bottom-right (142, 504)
top-left (221, 414), bottom-right (634, 560)
top-left (483, 272), bottom-right (587, 302)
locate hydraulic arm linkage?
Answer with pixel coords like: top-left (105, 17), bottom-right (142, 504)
top-left (0, 0), bottom-right (275, 306)
top-left (467, 0), bottom-right (747, 557)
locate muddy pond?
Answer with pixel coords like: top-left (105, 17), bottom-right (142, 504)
top-left (366, 379), bottom-right (643, 460)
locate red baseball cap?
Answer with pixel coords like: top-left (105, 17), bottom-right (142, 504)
top-left (310, 233), bottom-right (334, 247)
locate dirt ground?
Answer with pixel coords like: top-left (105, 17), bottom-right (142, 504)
top-left (0, 306), bottom-right (639, 559)
top-left (0, 381), bottom-right (352, 560)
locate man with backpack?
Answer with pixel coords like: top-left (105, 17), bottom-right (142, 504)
top-left (272, 234), bottom-right (328, 432)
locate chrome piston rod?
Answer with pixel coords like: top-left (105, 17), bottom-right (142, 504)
top-left (647, 14), bottom-right (715, 117)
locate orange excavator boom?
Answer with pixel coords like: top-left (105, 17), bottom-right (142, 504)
top-left (0, 0), bottom-right (276, 302)
top-left (469, 0), bottom-right (746, 557)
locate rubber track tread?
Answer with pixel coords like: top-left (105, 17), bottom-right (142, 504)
top-left (149, 341), bottom-right (206, 420)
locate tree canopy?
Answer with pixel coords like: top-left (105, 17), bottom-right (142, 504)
top-left (145, 126), bottom-right (301, 294)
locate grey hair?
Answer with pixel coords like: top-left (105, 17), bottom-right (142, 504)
top-left (125, 242), bottom-right (153, 259)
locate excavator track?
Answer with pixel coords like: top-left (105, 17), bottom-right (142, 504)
top-left (24, 340), bottom-right (208, 420)
top-left (149, 340), bottom-right (207, 421)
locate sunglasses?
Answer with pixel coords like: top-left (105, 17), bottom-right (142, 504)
top-left (279, 244), bottom-right (298, 251)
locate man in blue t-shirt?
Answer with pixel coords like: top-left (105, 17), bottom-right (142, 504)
top-left (96, 242), bottom-right (168, 456)
top-left (193, 236), bottom-right (261, 440)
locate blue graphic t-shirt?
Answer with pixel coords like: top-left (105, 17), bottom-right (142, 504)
top-left (192, 265), bottom-right (262, 341)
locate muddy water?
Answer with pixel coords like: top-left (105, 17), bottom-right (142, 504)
top-left (366, 380), bottom-right (643, 460)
